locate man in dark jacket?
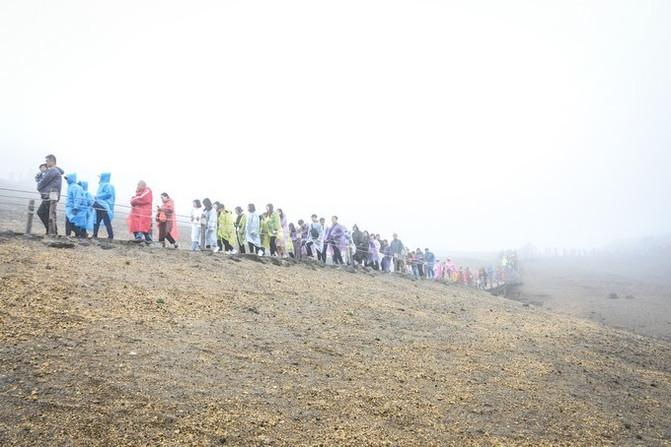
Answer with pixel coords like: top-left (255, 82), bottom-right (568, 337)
top-left (389, 233), bottom-right (405, 272)
top-left (36, 154), bottom-right (64, 234)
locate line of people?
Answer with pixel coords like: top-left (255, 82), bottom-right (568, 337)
top-left (35, 155), bottom-right (115, 239)
top-left (33, 154), bottom-right (520, 289)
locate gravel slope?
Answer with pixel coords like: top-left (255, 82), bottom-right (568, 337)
top-left (0, 235), bottom-right (669, 446)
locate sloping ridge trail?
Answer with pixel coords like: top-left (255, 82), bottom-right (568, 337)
top-left (0, 236), bottom-right (669, 446)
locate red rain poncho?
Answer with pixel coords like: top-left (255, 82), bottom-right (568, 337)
top-left (128, 186), bottom-right (153, 233)
top-left (157, 198), bottom-right (179, 241)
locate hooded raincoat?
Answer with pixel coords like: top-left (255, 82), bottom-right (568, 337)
top-left (246, 211), bottom-right (261, 247)
top-left (235, 212), bottom-right (247, 248)
top-left (95, 172), bottom-right (115, 220)
top-left (79, 181), bottom-right (96, 232)
top-left (217, 209), bottom-right (236, 244)
top-left (65, 174), bottom-right (87, 228)
top-left (260, 214), bottom-right (271, 251)
top-left (128, 186), bottom-right (153, 234)
top-left (267, 211), bottom-right (283, 241)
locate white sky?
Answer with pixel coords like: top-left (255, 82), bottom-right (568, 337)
top-left (1, 0), bottom-right (670, 252)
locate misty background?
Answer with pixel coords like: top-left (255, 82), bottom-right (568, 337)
top-left (1, 0), bottom-right (670, 253)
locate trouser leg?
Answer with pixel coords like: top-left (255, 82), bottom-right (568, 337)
top-left (37, 200), bottom-right (50, 233)
top-left (94, 209), bottom-right (102, 237)
top-left (99, 209), bottom-right (114, 239)
top-left (331, 245), bottom-right (343, 264)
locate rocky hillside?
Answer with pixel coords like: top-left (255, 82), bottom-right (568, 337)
top-left (0, 233), bottom-right (669, 446)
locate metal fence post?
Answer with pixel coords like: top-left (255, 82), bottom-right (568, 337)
top-left (25, 199), bottom-right (35, 234)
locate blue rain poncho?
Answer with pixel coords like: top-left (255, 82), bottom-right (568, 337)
top-left (65, 173), bottom-right (87, 228)
top-left (95, 172), bottom-right (115, 220)
top-left (79, 181), bottom-right (96, 232)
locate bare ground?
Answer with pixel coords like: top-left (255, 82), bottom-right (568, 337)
top-left (0, 234), bottom-right (670, 446)
top-left (511, 256), bottom-right (671, 341)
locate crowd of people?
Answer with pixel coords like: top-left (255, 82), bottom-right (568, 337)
top-left (33, 154), bottom-right (520, 289)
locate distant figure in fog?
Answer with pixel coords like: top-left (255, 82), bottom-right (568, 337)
top-left (246, 203), bottom-right (262, 254)
top-left (202, 198), bottom-right (218, 252)
top-left (234, 206), bottom-right (247, 254)
top-left (324, 216), bottom-right (345, 265)
top-left (190, 199), bottom-right (202, 251)
top-left (424, 248), bottom-right (435, 279)
top-left (390, 234), bottom-right (404, 272)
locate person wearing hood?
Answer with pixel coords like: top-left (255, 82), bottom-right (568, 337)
top-left (64, 173), bottom-right (87, 237)
top-left (156, 192), bottom-right (179, 249)
top-left (93, 172), bottom-right (115, 239)
top-left (36, 154), bottom-right (64, 234)
top-left (128, 180), bottom-right (153, 244)
top-left (234, 206), bottom-right (247, 254)
top-left (245, 203), bottom-right (262, 254)
top-left (216, 203), bottom-right (236, 253)
top-left (79, 181), bottom-right (96, 236)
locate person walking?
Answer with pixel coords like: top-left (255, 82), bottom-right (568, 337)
top-left (36, 154), bottom-right (64, 234)
top-left (305, 214), bottom-right (323, 260)
top-left (79, 180), bottom-right (95, 237)
top-left (265, 204), bottom-right (282, 256)
top-left (424, 248), bottom-right (436, 279)
top-left (93, 172), bottom-right (115, 239)
top-left (324, 216), bottom-right (345, 265)
top-left (128, 180), bottom-right (153, 244)
top-left (380, 239), bottom-right (392, 272)
top-left (64, 173), bottom-right (87, 238)
top-left (245, 203), bottom-right (262, 254)
top-left (190, 199), bottom-right (202, 251)
top-left (390, 233), bottom-right (405, 272)
top-left (234, 206), bottom-right (247, 254)
top-left (217, 203), bottom-right (236, 253)
top-left (156, 192), bottom-right (179, 248)
top-left (202, 198), bottom-right (218, 252)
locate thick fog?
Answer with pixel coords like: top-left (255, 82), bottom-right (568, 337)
top-left (1, 0), bottom-right (670, 252)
